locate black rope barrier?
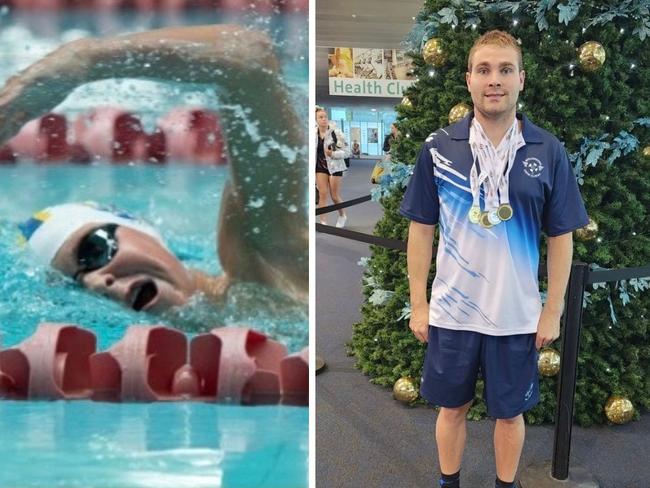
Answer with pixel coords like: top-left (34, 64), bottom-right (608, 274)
top-left (316, 194), bottom-right (372, 215)
top-left (316, 223), bottom-right (407, 251)
top-left (587, 264), bottom-right (650, 285)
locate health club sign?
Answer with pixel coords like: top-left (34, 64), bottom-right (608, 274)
top-left (327, 47), bottom-right (416, 98)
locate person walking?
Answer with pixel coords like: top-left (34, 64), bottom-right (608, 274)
top-left (315, 106), bottom-right (349, 228)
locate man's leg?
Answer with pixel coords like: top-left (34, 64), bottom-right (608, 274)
top-left (482, 333), bottom-right (538, 486)
top-left (436, 400), bottom-right (472, 479)
top-left (494, 414), bottom-right (525, 484)
top-left (421, 327), bottom-right (482, 487)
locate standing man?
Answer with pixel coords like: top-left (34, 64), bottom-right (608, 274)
top-left (400, 31), bottom-right (588, 488)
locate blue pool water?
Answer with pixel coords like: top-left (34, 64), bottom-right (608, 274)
top-left (0, 8), bottom-right (308, 488)
top-left (0, 402), bottom-right (308, 488)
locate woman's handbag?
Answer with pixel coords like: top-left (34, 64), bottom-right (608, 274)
top-left (330, 131), bottom-right (350, 168)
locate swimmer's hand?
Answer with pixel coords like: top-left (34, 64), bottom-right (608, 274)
top-left (0, 39), bottom-right (91, 145)
top-left (190, 270), bottom-right (231, 304)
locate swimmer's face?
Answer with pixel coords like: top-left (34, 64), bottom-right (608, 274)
top-left (51, 223), bottom-right (196, 313)
top-left (315, 110), bottom-right (328, 130)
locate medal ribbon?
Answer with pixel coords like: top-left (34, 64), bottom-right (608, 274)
top-left (468, 117), bottom-right (523, 220)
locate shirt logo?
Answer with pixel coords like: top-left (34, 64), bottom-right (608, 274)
top-left (522, 157), bottom-right (544, 178)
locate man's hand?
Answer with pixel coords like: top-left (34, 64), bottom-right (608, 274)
top-left (409, 303), bottom-right (430, 343)
top-left (535, 306), bottom-right (562, 350)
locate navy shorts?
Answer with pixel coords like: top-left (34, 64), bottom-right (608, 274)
top-left (420, 326), bottom-right (540, 419)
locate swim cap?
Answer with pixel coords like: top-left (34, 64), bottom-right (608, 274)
top-left (18, 202), bottom-right (164, 265)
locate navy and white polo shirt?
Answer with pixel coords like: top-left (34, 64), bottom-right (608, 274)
top-left (400, 112), bottom-right (589, 336)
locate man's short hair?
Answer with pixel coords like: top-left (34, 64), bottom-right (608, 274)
top-left (467, 30), bottom-right (523, 72)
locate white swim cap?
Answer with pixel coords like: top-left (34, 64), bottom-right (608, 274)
top-left (18, 202), bottom-right (164, 265)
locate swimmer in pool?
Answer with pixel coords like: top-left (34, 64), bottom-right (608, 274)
top-left (0, 24), bottom-right (307, 313)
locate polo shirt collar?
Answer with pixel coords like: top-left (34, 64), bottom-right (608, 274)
top-left (449, 111), bottom-right (544, 144)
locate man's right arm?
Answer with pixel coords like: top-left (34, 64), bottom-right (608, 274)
top-left (407, 221), bottom-right (435, 343)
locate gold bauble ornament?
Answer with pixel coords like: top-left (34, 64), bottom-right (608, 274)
top-left (604, 395), bottom-right (634, 424)
top-left (574, 218), bottom-right (599, 241)
top-left (393, 376), bottom-right (418, 403)
top-left (422, 38), bottom-right (447, 67)
top-left (401, 96), bottom-right (413, 108)
top-left (642, 146), bottom-right (650, 159)
top-left (538, 348), bottom-right (561, 377)
top-left (578, 41), bottom-right (606, 72)
top-left (449, 103), bottom-right (471, 124)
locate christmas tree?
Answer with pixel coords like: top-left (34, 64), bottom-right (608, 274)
top-left (350, 0), bottom-right (650, 426)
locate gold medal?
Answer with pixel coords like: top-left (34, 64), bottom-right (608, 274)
top-left (468, 206), bottom-right (481, 224)
top-left (480, 211), bottom-right (494, 228)
top-left (497, 203), bottom-right (513, 221)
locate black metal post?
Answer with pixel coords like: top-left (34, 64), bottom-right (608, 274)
top-left (551, 262), bottom-right (589, 480)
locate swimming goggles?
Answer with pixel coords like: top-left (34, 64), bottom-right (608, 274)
top-left (75, 224), bottom-right (119, 278)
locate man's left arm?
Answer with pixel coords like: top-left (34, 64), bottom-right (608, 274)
top-left (536, 232), bottom-right (574, 350)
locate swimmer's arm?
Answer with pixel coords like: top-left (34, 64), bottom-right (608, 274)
top-left (86, 25), bottom-right (280, 89)
top-left (91, 26), bottom-right (305, 204)
top-left (89, 25), bottom-right (307, 290)
top-left (0, 25), bottom-right (300, 148)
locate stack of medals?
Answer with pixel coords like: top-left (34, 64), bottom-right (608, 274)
top-left (468, 117), bottom-right (525, 228)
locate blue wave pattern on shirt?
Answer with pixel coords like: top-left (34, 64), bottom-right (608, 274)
top-left (437, 183), bottom-right (490, 281)
top-left (432, 278), bottom-right (498, 329)
top-left (434, 175), bottom-right (541, 330)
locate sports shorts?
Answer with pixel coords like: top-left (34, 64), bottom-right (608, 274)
top-left (420, 326), bottom-right (539, 419)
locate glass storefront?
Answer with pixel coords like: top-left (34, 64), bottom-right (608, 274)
top-left (327, 108), bottom-right (396, 157)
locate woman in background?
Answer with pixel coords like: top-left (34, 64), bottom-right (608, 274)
top-left (315, 106), bottom-right (349, 228)
top-left (382, 122), bottom-right (400, 157)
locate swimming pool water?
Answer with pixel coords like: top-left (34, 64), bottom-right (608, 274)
top-left (0, 401), bottom-right (308, 488)
top-left (0, 8), bottom-right (308, 488)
